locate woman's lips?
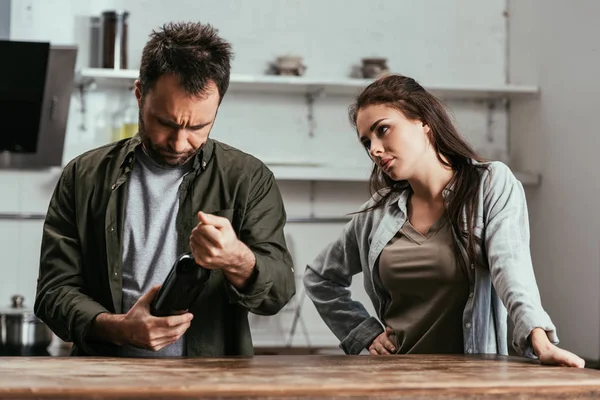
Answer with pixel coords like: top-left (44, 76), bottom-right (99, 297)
top-left (381, 158), bottom-right (394, 171)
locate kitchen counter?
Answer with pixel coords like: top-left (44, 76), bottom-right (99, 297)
top-left (1, 355), bottom-right (600, 399)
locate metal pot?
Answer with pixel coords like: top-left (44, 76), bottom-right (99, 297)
top-left (0, 295), bottom-right (53, 352)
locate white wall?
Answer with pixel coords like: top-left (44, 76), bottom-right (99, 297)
top-left (509, 0), bottom-right (600, 361)
top-left (0, 0), bottom-right (10, 39)
top-left (2, 0), bottom-right (510, 348)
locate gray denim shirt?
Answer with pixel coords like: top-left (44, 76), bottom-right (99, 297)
top-left (304, 161), bottom-right (558, 358)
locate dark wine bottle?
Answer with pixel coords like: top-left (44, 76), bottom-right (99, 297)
top-left (150, 253), bottom-right (211, 317)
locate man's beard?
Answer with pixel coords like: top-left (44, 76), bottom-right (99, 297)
top-left (138, 115), bottom-right (197, 168)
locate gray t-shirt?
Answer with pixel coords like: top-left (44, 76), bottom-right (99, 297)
top-left (117, 146), bottom-right (192, 357)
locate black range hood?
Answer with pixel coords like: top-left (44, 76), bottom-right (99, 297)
top-left (0, 40), bottom-right (77, 168)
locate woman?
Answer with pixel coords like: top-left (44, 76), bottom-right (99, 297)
top-left (303, 74), bottom-right (584, 367)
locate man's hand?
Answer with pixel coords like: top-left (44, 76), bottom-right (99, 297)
top-left (90, 285), bottom-right (193, 351)
top-left (189, 212), bottom-right (256, 288)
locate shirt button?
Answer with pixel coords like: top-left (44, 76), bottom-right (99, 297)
top-left (110, 227), bottom-right (115, 232)
top-left (465, 322), bottom-right (472, 329)
top-left (470, 264), bottom-right (475, 270)
top-left (113, 271), bottom-right (118, 276)
top-left (469, 292), bottom-right (474, 298)
top-left (467, 348), bottom-right (473, 354)
top-left (111, 184), bottom-right (117, 190)
top-left (202, 161), bottom-right (207, 168)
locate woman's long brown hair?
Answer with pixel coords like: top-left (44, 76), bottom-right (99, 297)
top-left (349, 74), bottom-right (488, 264)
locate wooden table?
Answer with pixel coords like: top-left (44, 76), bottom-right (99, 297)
top-left (2, 355), bottom-right (600, 399)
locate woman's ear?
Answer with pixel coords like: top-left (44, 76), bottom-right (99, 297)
top-left (422, 122), bottom-right (431, 134)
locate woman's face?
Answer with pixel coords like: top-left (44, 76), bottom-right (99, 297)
top-left (356, 104), bottom-right (431, 181)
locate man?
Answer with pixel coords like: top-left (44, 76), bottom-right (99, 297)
top-left (34, 22), bottom-right (296, 357)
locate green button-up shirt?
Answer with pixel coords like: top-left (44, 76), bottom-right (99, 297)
top-left (35, 135), bottom-right (296, 356)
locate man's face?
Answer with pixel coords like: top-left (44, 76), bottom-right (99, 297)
top-left (135, 73), bottom-right (220, 167)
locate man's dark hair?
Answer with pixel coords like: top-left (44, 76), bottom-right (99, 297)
top-left (139, 22), bottom-right (233, 103)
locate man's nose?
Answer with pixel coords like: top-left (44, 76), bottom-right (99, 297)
top-left (170, 130), bottom-right (189, 153)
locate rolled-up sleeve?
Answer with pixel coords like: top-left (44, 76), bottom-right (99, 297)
top-left (34, 163), bottom-right (110, 355)
top-left (304, 216), bottom-right (383, 354)
top-left (483, 163), bottom-right (558, 358)
top-left (225, 167), bottom-right (295, 315)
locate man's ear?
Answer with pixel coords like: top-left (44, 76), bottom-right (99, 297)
top-left (134, 80), bottom-right (143, 108)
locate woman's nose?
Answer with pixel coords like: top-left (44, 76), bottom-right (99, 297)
top-left (369, 139), bottom-right (383, 159)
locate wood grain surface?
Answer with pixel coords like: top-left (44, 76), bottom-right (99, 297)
top-left (1, 354), bottom-right (600, 399)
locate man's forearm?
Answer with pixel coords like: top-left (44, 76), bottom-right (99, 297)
top-left (88, 312), bottom-right (126, 346)
top-left (223, 241), bottom-right (257, 289)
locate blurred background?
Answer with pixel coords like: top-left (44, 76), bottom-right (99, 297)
top-left (0, 0), bottom-right (597, 362)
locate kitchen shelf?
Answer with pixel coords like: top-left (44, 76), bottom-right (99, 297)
top-left (0, 172), bottom-right (539, 221)
top-left (268, 165), bottom-right (541, 186)
top-left (268, 165), bottom-right (370, 182)
top-left (0, 212), bottom-right (350, 223)
top-left (514, 171), bottom-right (541, 186)
top-left (76, 68), bottom-right (539, 100)
top-left (72, 69), bottom-right (541, 187)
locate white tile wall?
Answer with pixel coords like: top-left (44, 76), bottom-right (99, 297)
top-left (0, 221), bottom-right (20, 308)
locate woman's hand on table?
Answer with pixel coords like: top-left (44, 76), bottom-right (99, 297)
top-left (368, 326), bottom-right (396, 355)
top-left (530, 328), bottom-right (585, 368)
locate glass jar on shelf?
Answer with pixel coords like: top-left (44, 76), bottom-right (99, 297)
top-left (110, 108), bottom-right (124, 142)
top-left (119, 94), bottom-right (138, 140)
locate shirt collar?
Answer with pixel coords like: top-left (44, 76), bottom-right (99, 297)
top-left (119, 134), bottom-right (214, 172)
